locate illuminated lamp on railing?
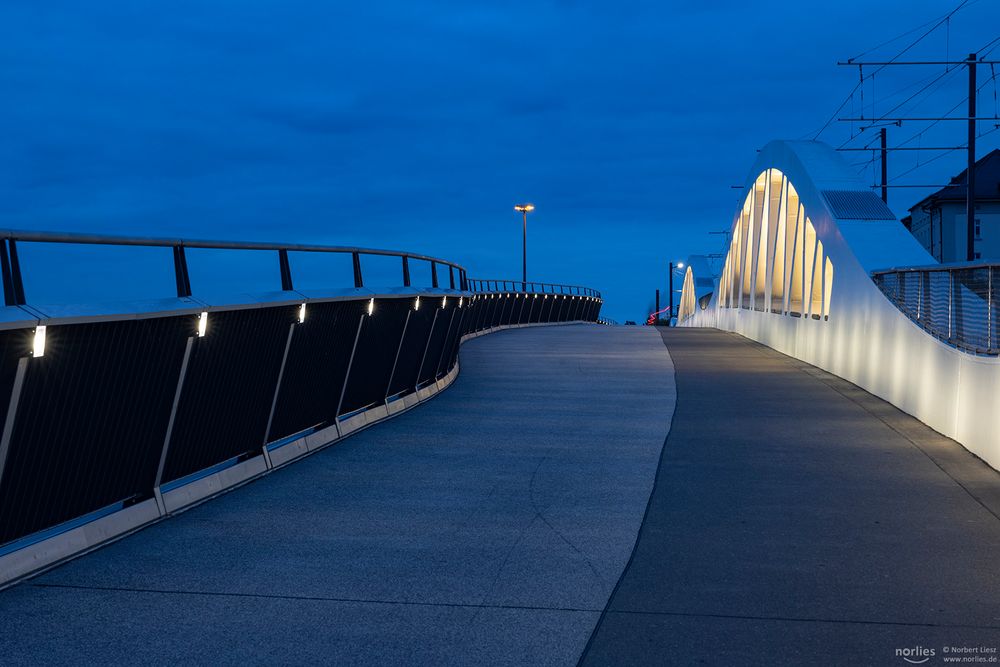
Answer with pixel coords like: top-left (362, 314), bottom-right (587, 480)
top-left (415, 296), bottom-right (421, 311)
top-left (442, 296), bottom-right (447, 308)
top-left (459, 297), bottom-right (464, 308)
top-left (298, 303), bottom-right (307, 324)
top-left (197, 312), bottom-right (208, 337)
top-left (32, 326), bottom-right (46, 357)
top-left (367, 298), bottom-right (375, 316)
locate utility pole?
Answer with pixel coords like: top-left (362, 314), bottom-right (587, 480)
top-left (835, 55), bottom-right (999, 260)
top-left (655, 289), bottom-right (660, 318)
top-left (880, 127), bottom-right (888, 204)
top-left (668, 263), bottom-right (675, 327)
top-left (967, 52), bottom-right (977, 261)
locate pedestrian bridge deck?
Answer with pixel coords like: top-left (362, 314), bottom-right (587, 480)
top-left (2, 325), bottom-right (1000, 665)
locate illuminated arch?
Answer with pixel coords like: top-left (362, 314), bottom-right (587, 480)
top-left (716, 169), bottom-right (832, 320)
top-left (677, 140), bottom-right (1000, 473)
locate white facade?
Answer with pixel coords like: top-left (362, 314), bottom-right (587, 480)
top-left (680, 140), bottom-right (1000, 472)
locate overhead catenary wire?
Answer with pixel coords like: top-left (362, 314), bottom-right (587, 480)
top-left (810, 0), bottom-right (976, 141)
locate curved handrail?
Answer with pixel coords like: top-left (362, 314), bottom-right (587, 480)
top-left (0, 229), bottom-right (465, 270)
top-left (0, 228), bottom-right (469, 305)
top-left (467, 278), bottom-right (601, 298)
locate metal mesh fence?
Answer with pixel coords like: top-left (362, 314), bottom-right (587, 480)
top-left (872, 266), bottom-right (998, 355)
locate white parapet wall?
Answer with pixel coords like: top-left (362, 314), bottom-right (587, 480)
top-left (680, 140), bottom-right (1000, 472)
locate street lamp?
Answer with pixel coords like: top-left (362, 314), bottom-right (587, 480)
top-left (514, 204), bottom-right (535, 290)
top-left (669, 261), bottom-right (685, 327)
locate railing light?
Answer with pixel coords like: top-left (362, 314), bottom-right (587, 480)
top-left (32, 326), bottom-right (46, 357)
top-left (415, 296), bottom-right (421, 311)
top-left (442, 296), bottom-right (447, 308)
top-left (298, 303), bottom-right (307, 323)
top-left (368, 298), bottom-right (375, 316)
top-left (197, 312), bottom-right (208, 337)
top-left (459, 297), bottom-right (464, 308)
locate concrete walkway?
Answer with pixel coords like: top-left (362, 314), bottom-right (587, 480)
top-left (582, 328), bottom-right (1000, 666)
top-left (0, 324), bottom-right (675, 666)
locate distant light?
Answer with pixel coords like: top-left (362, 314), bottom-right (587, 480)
top-left (459, 297), bottom-right (464, 308)
top-left (442, 296), bottom-right (447, 308)
top-left (32, 326), bottom-right (46, 357)
top-left (415, 296), bottom-right (421, 311)
top-left (368, 298), bottom-right (375, 316)
top-left (534, 293), bottom-right (538, 298)
top-left (677, 262), bottom-right (685, 269)
top-left (298, 303), bottom-right (307, 323)
top-left (197, 312), bottom-right (208, 337)
top-left (514, 203), bottom-right (536, 213)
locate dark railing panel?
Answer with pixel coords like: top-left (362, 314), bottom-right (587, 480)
top-left (0, 318), bottom-right (189, 545)
top-left (440, 307), bottom-right (466, 375)
top-left (529, 296), bottom-right (543, 323)
top-left (500, 294), bottom-right (517, 327)
top-left (419, 302), bottom-right (456, 386)
top-left (476, 296), bottom-right (492, 331)
top-left (387, 299), bottom-right (436, 397)
top-left (267, 300), bottom-right (364, 443)
top-left (539, 295), bottom-right (555, 322)
top-left (558, 296), bottom-right (572, 322)
top-left (516, 295), bottom-right (530, 324)
top-left (339, 298), bottom-right (409, 415)
top-left (162, 306), bottom-right (295, 484)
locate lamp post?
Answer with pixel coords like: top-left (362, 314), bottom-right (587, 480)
top-left (514, 204), bottom-right (534, 290)
top-left (668, 261), bottom-right (685, 326)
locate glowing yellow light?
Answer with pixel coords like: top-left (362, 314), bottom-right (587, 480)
top-left (32, 326), bottom-right (46, 357)
top-left (198, 312), bottom-right (208, 337)
top-left (514, 203), bottom-right (536, 213)
top-left (298, 303), bottom-right (307, 323)
top-left (367, 298), bottom-right (375, 316)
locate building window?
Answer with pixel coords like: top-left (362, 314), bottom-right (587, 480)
top-left (975, 218), bottom-right (982, 239)
top-left (975, 252), bottom-right (982, 260)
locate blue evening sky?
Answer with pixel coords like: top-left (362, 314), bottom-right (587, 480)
top-left (1, 1), bottom-right (999, 321)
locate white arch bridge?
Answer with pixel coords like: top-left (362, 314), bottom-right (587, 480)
top-left (679, 139), bottom-right (1000, 473)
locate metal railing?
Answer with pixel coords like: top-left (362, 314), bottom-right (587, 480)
top-left (0, 229), bottom-right (469, 306)
top-left (0, 229), bottom-right (603, 575)
top-left (872, 262), bottom-right (1000, 355)
top-left (467, 278), bottom-right (600, 298)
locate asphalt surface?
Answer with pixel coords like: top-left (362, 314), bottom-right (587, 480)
top-left (0, 324), bottom-right (675, 666)
top-left (6, 324), bottom-right (1000, 666)
top-left (580, 327), bottom-right (1000, 667)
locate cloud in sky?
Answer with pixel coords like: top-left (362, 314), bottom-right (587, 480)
top-left (1, 0), bottom-right (998, 319)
